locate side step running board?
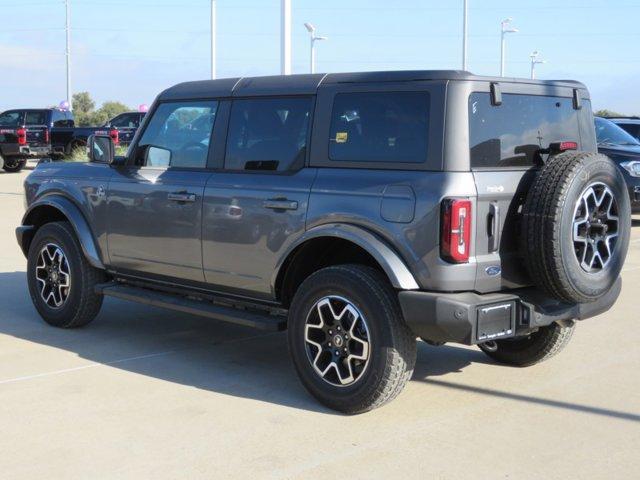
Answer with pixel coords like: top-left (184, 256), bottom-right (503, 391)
top-left (96, 283), bottom-right (286, 332)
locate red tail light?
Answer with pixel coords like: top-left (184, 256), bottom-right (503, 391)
top-left (441, 198), bottom-right (472, 263)
top-left (16, 127), bottom-right (27, 145)
top-left (109, 128), bottom-right (119, 145)
top-left (44, 128), bottom-right (50, 144)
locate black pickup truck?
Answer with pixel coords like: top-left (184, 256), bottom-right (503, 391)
top-left (0, 108), bottom-right (145, 172)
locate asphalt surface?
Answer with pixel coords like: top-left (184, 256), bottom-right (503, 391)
top-left (1, 166), bottom-right (639, 479)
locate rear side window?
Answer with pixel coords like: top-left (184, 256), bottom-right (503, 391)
top-left (469, 93), bottom-right (580, 168)
top-left (0, 111), bottom-right (23, 127)
top-left (225, 97), bottom-right (312, 172)
top-left (137, 101), bottom-right (218, 168)
top-left (329, 92), bottom-right (429, 163)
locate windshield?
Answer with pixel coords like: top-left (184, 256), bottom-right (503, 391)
top-left (595, 117), bottom-right (640, 146)
top-left (0, 111), bottom-right (23, 127)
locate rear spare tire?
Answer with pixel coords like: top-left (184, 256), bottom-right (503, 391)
top-left (521, 151), bottom-right (630, 303)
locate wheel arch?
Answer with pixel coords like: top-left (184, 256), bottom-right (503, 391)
top-left (272, 224), bottom-right (419, 306)
top-left (19, 195), bottom-right (105, 269)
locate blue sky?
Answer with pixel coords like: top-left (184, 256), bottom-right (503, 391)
top-left (1, 0), bottom-right (639, 113)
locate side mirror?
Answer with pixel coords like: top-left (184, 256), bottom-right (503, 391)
top-left (87, 134), bottom-right (115, 164)
top-left (145, 145), bottom-right (172, 167)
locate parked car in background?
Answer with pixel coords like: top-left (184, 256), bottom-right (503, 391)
top-left (102, 111), bottom-right (146, 145)
top-left (16, 72), bottom-right (631, 413)
top-left (0, 108), bottom-right (144, 172)
top-left (0, 108), bottom-right (64, 172)
top-left (595, 116), bottom-right (640, 212)
top-left (607, 117), bottom-right (640, 142)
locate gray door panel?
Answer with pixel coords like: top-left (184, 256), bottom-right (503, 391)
top-left (472, 170), bottom-right (532, 292)
top-left (202, 168), bottom-right (317, 296)
top-left (107, 167), bottom-right (211, 282)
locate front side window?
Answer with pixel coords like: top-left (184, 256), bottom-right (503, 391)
top-left (469, 92), bottom-right (581, 168)
top-left (604, 120), bottom-right (640, 144)
top-left (0, 111), bottom-right (23, 127)
top-left (136, 101), bottom-right (218, 168)
top-left (329, 92), bottom-right (430, 163)
top-left (225, 97), bottom-right (312, 172)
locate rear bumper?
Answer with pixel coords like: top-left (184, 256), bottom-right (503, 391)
top-left (399, 277), bottom-right (622, 345)
top-left (0, 144), bottom-right (50, 158)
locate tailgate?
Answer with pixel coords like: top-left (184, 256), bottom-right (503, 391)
top-left (26, 126), bottom-right (49, 147)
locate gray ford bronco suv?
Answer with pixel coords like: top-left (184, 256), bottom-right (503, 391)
top-left (16, 71), bottom-right (630, 413)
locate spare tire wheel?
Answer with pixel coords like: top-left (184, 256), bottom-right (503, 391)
top-left (521, 151), bottom-right (630, 304)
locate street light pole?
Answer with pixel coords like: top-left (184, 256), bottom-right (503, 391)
top-left (462, 0), bottom-right (468, 70)
top-left (304, 23), bottom-right (327, 74)
top-left (529, 51), bottom-right (546, 79)
top-left (65, 0), bottom-right (72, 110)
top-left (211, 0), bottom-right (216, 79)
top-left (500, 17), bottom-right (517, 77)
top-left (281, 0), bottom-right (291, 75)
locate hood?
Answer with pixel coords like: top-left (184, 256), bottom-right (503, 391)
top-left (597, 143), bottom-right (640, 161)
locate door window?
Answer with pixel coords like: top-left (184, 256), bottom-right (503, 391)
top-left (225, 97), bottom-right (312, 172)
top-left (111, 113), bottom-right (141, 128)
top-left (328, 92), bottom-right (430, 163)
top-left (0, 111), bottom-right (23, 127)
top-left (136, 101), bottom-right (218, 168)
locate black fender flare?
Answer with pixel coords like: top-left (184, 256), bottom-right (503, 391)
top-left (272, 223), bottom-right (420, 293)
top-left (18, 195), bottom-right (105, 269)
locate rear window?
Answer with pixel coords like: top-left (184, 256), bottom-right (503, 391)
top-left (329, 92), bottom-right (429, 164)
top-left (469, 93), bottom-right (580, 168)
top-left (25, 111), bottom-right (47, 126)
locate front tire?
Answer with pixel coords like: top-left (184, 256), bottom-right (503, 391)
top-left (2, 157), bottom-right (26, 172)
top-left (478, 322), bottom-right (575, 367)
top-left (27, 221), bottom-right (106, 328)
top-left (287, 264), bottom-right (416, 414)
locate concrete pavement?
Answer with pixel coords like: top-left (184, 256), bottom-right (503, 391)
top-left (0, 167), bottom-right (639, 479)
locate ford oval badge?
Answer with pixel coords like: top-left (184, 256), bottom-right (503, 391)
top-left (485, 266), bottom-right (501, 277)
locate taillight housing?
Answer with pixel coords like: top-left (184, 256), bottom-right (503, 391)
top-left (44, 127), bottom-right (50, 144)
top-left (109, 128), bottom-right (119, 145)
top-left (441, 198), bottom-right (472, 263)
top-left (16, 127), bottom-right (27, 145)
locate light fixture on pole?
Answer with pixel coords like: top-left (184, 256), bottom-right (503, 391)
top-left (211, 0), bottom-right (216, 79)
top-left (462, 0), bottom-right (468, 70)
top-left (500, 17), bottom-right (518, 77)
top-left (529, 50), bottom-right (546, 79)
top-left (304, 22), bottom-right (327, 74)
top-left (281, 0), bottom-right (292, 75)
top-left (65, 0), bottom-right (72, 110)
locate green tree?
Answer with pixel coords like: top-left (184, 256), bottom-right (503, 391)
top-left (594, 109), bottom-right (623, 118)
top-left (92, 101), bottom-right (131, 126)
top-left (72, 92), bottom-right (96, 126)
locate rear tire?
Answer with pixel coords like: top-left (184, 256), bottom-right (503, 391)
top-left (27, 221), bottom-right (106, 328)
top-left (2, 158), bottom-right (26, 172)
top-left (479, 322), bottom-right (575, 367)
top-left (287, 264), bottom-right (416, 414)
top-left (521, 151), bottom-right (631, 303)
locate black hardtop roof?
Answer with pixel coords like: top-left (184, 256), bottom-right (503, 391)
top-left (159, 70), bottom-right (587, 101)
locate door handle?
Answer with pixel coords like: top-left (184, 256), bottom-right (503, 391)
top-left (487, 202), bottom-right (500, 253)
top-left (168, 192), bottom-right (196, 203)
top-left (263, 199), bottom-right (298, 211)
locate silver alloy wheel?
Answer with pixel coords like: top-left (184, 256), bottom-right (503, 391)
top-left (572, 182), bottom-right (619, 273)
top-left (35, 243), bottom-right (71, 308)
top-left (304, 295), bottom-right (371, 387)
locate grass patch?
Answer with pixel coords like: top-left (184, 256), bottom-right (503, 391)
top-left (65, 145), bottom-right (129, 162)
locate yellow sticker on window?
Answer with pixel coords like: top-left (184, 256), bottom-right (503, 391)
top-left (335, 132), bottom-right (348, 143)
